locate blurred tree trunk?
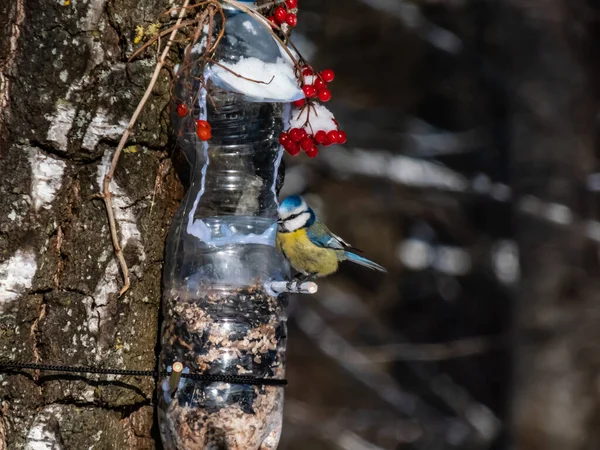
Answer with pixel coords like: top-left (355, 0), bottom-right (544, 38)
top-left (500, 1), bottom-right (600, 449)
top-left (0, 0), bottom-right (179, 448)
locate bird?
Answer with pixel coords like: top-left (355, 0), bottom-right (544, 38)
top-left (276, 195), bottom-right (387, 281)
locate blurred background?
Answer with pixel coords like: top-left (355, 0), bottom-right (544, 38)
top-left (276, 1), bottom-right (549, 449)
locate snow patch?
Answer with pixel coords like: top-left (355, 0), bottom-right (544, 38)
top-left (289, 103), bottom-right (337, 135)
top-left (24, 405), bottom-right (63, 450)
top-left (82, 108), bottom-right (128, 151)
top-left (191, 40), bottom-right (207, 55)
top-left (211, 57), bottom-right (303, 102)
top-left (0, 250), bottom-right (37, 307)
top-left (27, 147), bottom-right (66, 211)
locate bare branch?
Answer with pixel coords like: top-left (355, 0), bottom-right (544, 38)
top-left (102, 0), bottom-right (191, 296)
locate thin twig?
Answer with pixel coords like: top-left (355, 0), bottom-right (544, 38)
top-left (102, 0), bottom-right (191, 296)
top-left (255, 0), bottom-right (285, 11)
top-left (162, 1), bottom-right (210, 18)
top-left (207, 4), bottom-right (227, 54)
top-left (128, 18), bottom-right (200, 62)
top-left (182, 8), bottom-right (209, 73)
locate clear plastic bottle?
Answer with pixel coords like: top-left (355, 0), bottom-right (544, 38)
top-left (158, 2), bottom-right (302, 449)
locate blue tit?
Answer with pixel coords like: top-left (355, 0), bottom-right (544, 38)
top-left (276, 195), bottom-right (387, 279)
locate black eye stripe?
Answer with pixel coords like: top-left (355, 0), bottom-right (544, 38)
top-left (282, 210), bottom-right (307, 222)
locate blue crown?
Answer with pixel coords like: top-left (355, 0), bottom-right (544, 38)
top-left (279, 195), bottom-right (304, 212)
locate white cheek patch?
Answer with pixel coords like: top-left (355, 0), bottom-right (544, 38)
top-left (285, 212), bottom-right (310, 232)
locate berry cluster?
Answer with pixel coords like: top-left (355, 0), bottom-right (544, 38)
top-left (268, 0), bottom-right (298, 28)
top-left (279, 127), bottom-right (346, 158)
top-left (279, 65), bottom-right (345, 158)
top-left (294, 67), bottom-right (335, 105)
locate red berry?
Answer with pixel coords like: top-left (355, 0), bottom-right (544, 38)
top-left (302, 67), bottom-right (313, 76)
top-left (318, 88), bottom-right (332, 102)
top-left (268, 16), bottom-right (277, 27)
top-left (314, 78), bottom-right (326, 90)
top-left (327, 130), bottom-right (339, 144)
top-left (337, 130), bottom-right (347, 144)
top-left (302, 85), bottom-right (317, 98)
top-left (321, 69), bottom-right (335, 82)
top-left (285, 13), bottom-right (297, 27)
top-left (285, 141), bottom-right (301, 156)
top-left (314, 130), bottom-right (327, 144)
top-left (176, 104), bottom-right (188, 118)
top-left (300, 136), bottom-right (314, 151)
top-left (285, 0), bottom-right (298, 8)
top-left (274, 6), bottom-right (287, 22)
top-left (279, 132), bottom-right (290, 145)
top-left (289, 128), bottom-right (306, 142)
top-left (292, 98), bottom-right (305, 108)
top-left (306, 146), bottom-right (319, 158)
top-left (196, 120), bottom-right (211, 140)
top-left (196, 119), bottom-right (210, 130)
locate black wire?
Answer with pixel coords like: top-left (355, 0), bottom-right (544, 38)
top-left (0, 361), bottom-right (287, 386)
top-left (0, 361), bottom-right (155, 377)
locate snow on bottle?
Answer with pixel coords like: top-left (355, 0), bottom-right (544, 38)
top-left (158, 2), bottom-right (303, 449)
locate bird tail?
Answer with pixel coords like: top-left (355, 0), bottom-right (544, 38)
top-left (344, 252), bottom-right (387, 273)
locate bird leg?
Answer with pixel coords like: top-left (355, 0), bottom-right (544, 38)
top-left (300, 272), bottom-right (319, 282)
top-left (286, 272), bottom-right (315, 291)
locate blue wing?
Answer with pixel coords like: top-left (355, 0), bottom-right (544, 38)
top-left (306, 221), bottom-right (354, 251)
top-left (307, 221), bottom-right (386, 272)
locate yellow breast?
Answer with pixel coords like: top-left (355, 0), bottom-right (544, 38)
top-left (276, 228), bottom-right (339, 277)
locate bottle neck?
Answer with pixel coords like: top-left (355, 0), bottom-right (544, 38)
top-left (207, 84), bottom-right (281, 145)
top-left (185, 138), bottom-right (283, 219)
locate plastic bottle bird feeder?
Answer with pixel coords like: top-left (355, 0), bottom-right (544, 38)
top-left (158, 2), bottom-right (306, 449)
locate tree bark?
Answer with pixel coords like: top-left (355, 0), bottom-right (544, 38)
top-left (0, 0), bottom-right (180, 448)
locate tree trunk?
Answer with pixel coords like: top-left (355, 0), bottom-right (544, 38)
top-left (499, 1), bottom-right (600, 449)
top-left (0, 0), bottom-right (180, 448)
